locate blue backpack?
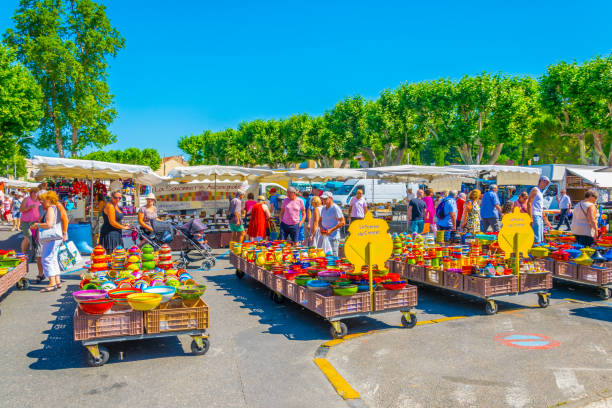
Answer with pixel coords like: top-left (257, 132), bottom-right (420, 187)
top-left (435, 198), bottom-right (449, 219)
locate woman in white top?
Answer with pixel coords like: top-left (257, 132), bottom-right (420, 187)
top-left (308, 196), bottom-right (323, 247)
top-left (570, 189), bottom-right (599, 247)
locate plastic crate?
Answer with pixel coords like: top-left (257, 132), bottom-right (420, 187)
top-left (0, 260), bottom-right (28, 297)
top-left (534, 258), bottom-right (555, 273)
top-left (294, 285), bottom-right (313, 310)
top-left (144, 299), bottom-right (209, 334)
top-left (425, 268), bottom-right (443, 286)
top-left (267, 273), bottom-right (285, 294)
top-left (464, 275), bottom-right (518, 297)
top-left (577, 265), bottom-right (612, 285)
top-left (229, 252), bottom-right (237, 266)
top-left (519, 273), bottom-right (552, 292)
top-left (284, 279), bottom-right (298, 302)
top-left (443, 270), bottom-right (463, 291)
top-left (74, 307), bottom-right (143, 341)
top-left (253, 266), bottom-right (267, 283)
top-left (555, 262), bottom-right (578, 279)
top-left (373, 285), bottom-right (417, 311)
top-left (395, 262), bottom-right (407, 278)
top-left (385, 260), bottom-right (394, 274)
top-left (310, 291), bottom-right (371, 318)
top-left (409, 265), bottom-right (426, 282)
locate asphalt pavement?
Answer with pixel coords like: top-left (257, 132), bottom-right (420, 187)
top-left (0, 226), bottom-right (610, 408)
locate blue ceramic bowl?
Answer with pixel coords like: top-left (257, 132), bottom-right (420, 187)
top-left (306, 280), bottom-right (330, 292)
top-left (144, 285), bottom-right (176, 303)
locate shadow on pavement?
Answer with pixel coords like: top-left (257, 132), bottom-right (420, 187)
top-left (569, 305), bottom-right (612, 323)
top-left (550, 278), bottom-right (607, 301)
top-left (28, 284), bottom-right (195, 370)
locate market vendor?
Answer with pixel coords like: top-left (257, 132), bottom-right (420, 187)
top-left (137, 192), bottom-right (159, 235)
top-left (528, 176), bottom-right (550, 243)
top-left (100, 190), bottom-right (130, 253)
top-left (570, 189), bottom-right (599, 246)
top-left (348, 188), bottom-right (368, 224)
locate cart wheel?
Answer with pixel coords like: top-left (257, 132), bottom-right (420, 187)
top-left (236, 269), bottom-right (245, 279)
top-left (86, 346), bottom-right (110, 367)
top-left (401, 313), bottom-right (417, 328)
top-left (202, 260), bottom-right (213, 270)
top-left (538, 294), bottom-right (550, 308)
top-left (485, 300), bottom-right (498, 315)
top-left (598, 287), bottom-right (611, 300)
top-left (272, 292), bottom-right (284, 304)
top-left (15, 278), bottom-right (29, 290)
top-left (210, 258), bottom-right (216, 266)
top-left (330, 321), bottom-right (348, 339)
top-left (191, 338), bottom-right (210, 355)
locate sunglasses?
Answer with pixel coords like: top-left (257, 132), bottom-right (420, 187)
top-left (112, 196), bottom-right (121, 200)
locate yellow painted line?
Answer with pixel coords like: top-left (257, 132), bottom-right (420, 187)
top-left (314, 358), bottom-right (361, 399)
top-left (432, 316), bottom-right (466, 323)
top-left (415, 319), bottom-right (435, 326)
top-left (565, 298), bottom-right (596, 305)
top-left (322, 339), bottom-right (344, 347)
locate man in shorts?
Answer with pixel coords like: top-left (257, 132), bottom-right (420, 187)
top-left (229, 190), bottom-right (246, 243)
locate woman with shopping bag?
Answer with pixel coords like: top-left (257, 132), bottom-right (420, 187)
top-left (31, 191), bottom-right (64, 292)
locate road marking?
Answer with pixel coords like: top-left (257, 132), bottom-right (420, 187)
top-left (503, 319), bottom-right (515, 332)
top-left (452, 383), bottom-right (477, 406)
top-left (314, 358), bottom-right (361, 399)
top-left (505, 382), bottom-right (530, 408)
top-left (494, 333), bottom-right (561, 349)
top-left (553, 368), bottom-right (587, 400)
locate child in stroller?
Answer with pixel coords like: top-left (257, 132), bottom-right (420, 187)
top-left (174, 218), bottom-right (216, 270)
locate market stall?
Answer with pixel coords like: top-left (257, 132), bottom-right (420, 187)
top-left (32, 156), bottom-right (167, 253)
top-left (0, 252), bottom-right (30, 316)
top-left (73, 244), bottom-right (210, 367)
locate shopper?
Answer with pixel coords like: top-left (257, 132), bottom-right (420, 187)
top-left (11, 192), bottom-right (22, 232)
top-left (570, 189), bottom-right (599, 246)
top-left (3, 194), bottom-right (13, 223)
top-left (32, 191), bottom-right (63, 292)
top-left (19, 188), bottom-right (39, 256)
top-left (279, 186), bottom-right (305, 242)
top-left (229, 190), bottom-right (246, 244)
top-left (456, 192), bottom-right (466, 230)
top-left (93, 193), bottom-right (106, 244)
top-left (247, 195), bottom-right (271, 241)
top-left (308, 196), bottom-right (323, 247)
top-left (406, 188), bottom-right (415, 201)
top-left (298, 191), bottom-right (308, 242)
top-left (423, 189), bottom-right (436, 233)
top-left (461, 189), bottom-right (481, 234)
top-left (268, 188), bottom-right (280, 213)
top-left (244, 192), bottom-right (257, 228)
top-left (319, 192), bottom-right (345, 256)
top-left (407, 189), bottom-right (427, 234)
top-left (100, 190), bottom-right (130, 253)
top-left (436, 190), bottom-right (457, 232)
top-left (480, 185), bottom-right (502, 232)
top-left (137, 193), bottom-right (159, 235)
top-left (513, 191), bottom-right (529, 213)
top-left (556, 189), bottom-right (572, 230)
top-left (528, 176), bottom-right (551, 244)
top-left (302, 190), bottom-right (312, 241)
top-left (348, 189), bottom-right (368, 223)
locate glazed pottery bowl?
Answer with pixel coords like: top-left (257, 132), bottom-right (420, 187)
top-left (294, 274), bottom-right (312, 286)
top-left (332, 284), bottom-right (358, 296)
top-left (318, 271), bottom-right (342, 283)
top-left (306, 280), bottom-right (330, 292)
top-left (144, 286), bottom-right (176, 303)
top-left (176, 284), bottom-right (207, 306)
top-left (78, 298), bottom-right (114, 314)
top-left (108, 288), bottom-right (142, 305)
top-left (126, 293), bottom-right (162, 311)
top-left (381, 280), bottom-right (407, 290)
top-left (73, 289), bottom-right (107, 303)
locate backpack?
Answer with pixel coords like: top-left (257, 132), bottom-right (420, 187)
top-left (435, 198), bottom-right (449, 219)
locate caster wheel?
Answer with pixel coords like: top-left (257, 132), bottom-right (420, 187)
top-left (330, 322), bottom-right (348, 339)
top-left (191, 338), bottom-right (210, 355)
top-left (16, 278), bottom-right (29, 290)
top-left (538, 294), bottom-right (550, 308)
top-left (202, 261), bottom-right (212, 270)
top-left (401, 313), bottom-right (417, 328)
top-left (599, 287), bottom-right (611, 300)
top-left (236, 270), bottom-right (245, 279)
top-left (210, 259), bottom-right (216, 266)
top-left (272, 292), bottom-right (284, 304)
top-left (86, 346), bottom-right (110, 367)
top-left (485, 301), bottom-right (498, 315)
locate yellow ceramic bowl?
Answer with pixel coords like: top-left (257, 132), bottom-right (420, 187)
top-left (126, 293), bottom-right (162, 311)
top-left (0, 268), bottom-right (8, 276)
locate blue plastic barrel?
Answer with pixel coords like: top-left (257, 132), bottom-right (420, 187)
top-left (67, 223), bottom-right (93, 254)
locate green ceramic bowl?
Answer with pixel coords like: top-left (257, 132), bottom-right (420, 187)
top-left (332, 284), bottom-right (358, 296)
top-left (294, 274), bottom-right (312, 286)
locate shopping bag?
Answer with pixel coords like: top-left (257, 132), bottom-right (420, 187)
top-left (321, 235), bottom-right (333, 255)
top-left (422, 223), bottom-right (430, 234)
top-left (58, 241), bottom-right (84, 272)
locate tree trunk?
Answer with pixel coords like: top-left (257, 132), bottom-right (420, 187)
top-left (475, 139), bottom-right (485, 164)
top-left (340, 159), bottom-right (350, 168)
top-left (458, 144), bottom-right (473, 164)
top-left (591, 131), bottom-right (606, 165)
top-left (363, 147), bottom-right (377, 167)
top-left (577, 133), bottom-right (587, 164)
top-left (71, 126), bottom-right (79, 158)
top-left (392, 148), bottom-right (406, 166)
top-left (486, 143), bottom-right (504, 165)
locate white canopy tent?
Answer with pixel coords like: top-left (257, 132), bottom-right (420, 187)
top-left (449, 165), bottom-right (541, 186)
top-left (567, 167), bottom-right (612, 189)
top-left (167, 165), bottom-right (274, 182)
top-left (32, 156), bottom-right (168, 224)
top-left (262, 167), bottom-right (366, 182)
top-left (365, 165), bottom-right (476, 191)
top-left (0, 178), bottom-right (39, 189)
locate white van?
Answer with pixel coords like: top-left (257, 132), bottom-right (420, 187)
top-left (333, 179), bottom-right (410, 206)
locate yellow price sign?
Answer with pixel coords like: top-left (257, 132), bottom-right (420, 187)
top-left (498, 207), bottom-right (534, 260)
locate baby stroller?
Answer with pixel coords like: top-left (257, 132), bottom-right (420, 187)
top-left (173, 218), bottom-right (216, 270)
top-left (132, 219), bottom-right (174, 250)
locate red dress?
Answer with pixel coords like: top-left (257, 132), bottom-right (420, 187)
top-left (248, 202), bottom-right (268, 238)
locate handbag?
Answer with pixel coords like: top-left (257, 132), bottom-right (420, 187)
top-left (38, 207), bottom-right (63, 244)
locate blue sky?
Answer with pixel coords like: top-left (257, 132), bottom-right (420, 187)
top-left (1, 1), bottom-right (611, 158)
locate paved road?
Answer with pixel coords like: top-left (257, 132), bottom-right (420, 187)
top-left (0, 226), bottom-right (610, 407)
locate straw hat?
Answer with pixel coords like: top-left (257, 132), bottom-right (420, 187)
top-left (145, 193), bottom-right (156, 201)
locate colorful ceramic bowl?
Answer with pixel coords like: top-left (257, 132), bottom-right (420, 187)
top-left (73, 289), bottom-right (107, 303)
top-left (381, 280), bottom-right (407, 290)
top-left (108, 288), bottom-right (142, 305)
top-left (332, 284), bottom-right (358, 296)
top-left (144, 285), bottom-right (176, 303)
top-left (176, 284), bottom-right (206, 306)
top-left (126, 292), bottom-right (162, 311)
top-left (318, 271), bottom-right (342, 282)
top-left (294, 274), bottom-right (312, 286)
top-left (78, 298), bottom-right (114, 315)
top-left (306, 280), bottom-right (330, 292)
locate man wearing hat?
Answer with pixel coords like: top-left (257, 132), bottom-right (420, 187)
top-left (320, 191), bottom-right (345, 256)
top-left (528, 176), bottom-right (551, 243)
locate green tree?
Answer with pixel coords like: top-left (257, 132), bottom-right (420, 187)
top-left (0, 44), bottom-right (43, 176)
top-left (4, 0), bottom-right (124, 158)
top-left (80, 147), bottom-right (161, 170)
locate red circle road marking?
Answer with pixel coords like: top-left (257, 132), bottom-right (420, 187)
top-left (494, 333), bottom-right (561, 349)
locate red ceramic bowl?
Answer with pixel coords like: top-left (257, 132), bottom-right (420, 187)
top-left (78, 298), bottom-right (114, 314)
top-left (381, 280), bottom-right (407, 290)
top-left (284, 271), bottom-right (299, 280)
top-left (108, 288), bottom-right (142, 305)
top-left (387, 273), bottom-right (401, 281)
